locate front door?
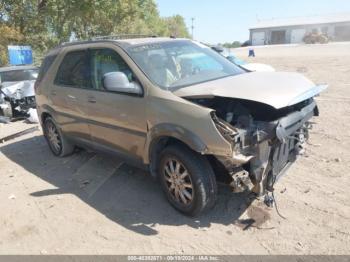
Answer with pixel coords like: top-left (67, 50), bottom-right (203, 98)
top-left (86, 47), bottom-right (147, 162)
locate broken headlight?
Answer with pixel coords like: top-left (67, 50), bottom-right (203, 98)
top-left (210, 111), bottom-right (238, 143)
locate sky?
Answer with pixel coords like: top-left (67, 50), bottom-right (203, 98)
top-left (156, 0), bottom-right (350, 44)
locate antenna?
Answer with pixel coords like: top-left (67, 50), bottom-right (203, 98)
top-left (191, 17), bottom-right (195, 40)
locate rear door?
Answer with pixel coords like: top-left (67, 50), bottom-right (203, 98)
top-left (85, 47), bottom-right (147, 162)
top-left (50, 49), bottom-right (92, 143)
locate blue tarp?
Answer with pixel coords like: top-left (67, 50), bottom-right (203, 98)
top-left (8, 45), bottom-right (33, 65)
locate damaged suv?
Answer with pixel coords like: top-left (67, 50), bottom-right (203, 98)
top-left (35, 37), bottom-right (326, 216)
top-left (0, 65), bottom-right (38, 118)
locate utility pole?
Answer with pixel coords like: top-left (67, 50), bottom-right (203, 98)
top-left (191, 17), bottom-right (195, 40)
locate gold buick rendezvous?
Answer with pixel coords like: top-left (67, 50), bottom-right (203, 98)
top-left (35, 36), bottom-right (326, 216)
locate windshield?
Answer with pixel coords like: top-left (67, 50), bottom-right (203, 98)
top-left (0, 69), bottom-right (38, 82)
top-left (126, 40), bottom-right (245, 91)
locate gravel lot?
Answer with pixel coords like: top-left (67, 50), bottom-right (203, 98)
top-left (0, 43), bottom-right (349, 254)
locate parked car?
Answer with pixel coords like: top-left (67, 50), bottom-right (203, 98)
top-left (226, 54), bottom-right (275, 72)
top-left (35, 37), bottom-right (326, 216)
top-left (211, 46), bottom-right (275, 72)
top-left (0, 65), bottom-right (38, 118)
top-left (241, 40), bottom-right (251, 47)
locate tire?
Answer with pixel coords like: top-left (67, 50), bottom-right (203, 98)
top-left (158, 144), bottom-right (217, 216)
top-left (43, 116), bottom-right (74, 157)
top-left (0, 101), bottom-right (13, 118)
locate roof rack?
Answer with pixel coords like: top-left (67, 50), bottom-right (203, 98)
top-left (58, 34), bottom-right (158, 49)
top-left (90, 34), bottom-right (157, 40)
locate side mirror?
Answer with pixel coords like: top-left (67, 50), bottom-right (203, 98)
top-left (103, 72), bottom-right (142, 95)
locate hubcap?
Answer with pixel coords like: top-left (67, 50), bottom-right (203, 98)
top-left (163, 158), bottom-right (193, 205)
top-left (46, 122), bottom-right (61, 153)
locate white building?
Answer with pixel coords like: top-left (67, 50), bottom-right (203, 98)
top-left (249, 13), bottom-right (350, 45)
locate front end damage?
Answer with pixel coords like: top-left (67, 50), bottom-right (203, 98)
top-left (188, 95), bottom-right (321, 197)
top-left (0, 81), bottom-right (36, 118)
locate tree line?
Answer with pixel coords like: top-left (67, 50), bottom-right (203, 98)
top-left (221, 41), bottom-right (242, 48)
top-left (0, 0), bottom-right (190, 65)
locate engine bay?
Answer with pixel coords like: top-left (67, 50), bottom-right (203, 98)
top-left (187, 96), bottom-right (317, 196)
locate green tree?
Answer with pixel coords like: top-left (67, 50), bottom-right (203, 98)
top-left (222, 41), bottom-right (241, 48)
top-left (0, 0), bottom-right (190, 63)
top-left (161, 15), bottom-right (190, 38)
top-left (0, 24), bottom-right (23, 65)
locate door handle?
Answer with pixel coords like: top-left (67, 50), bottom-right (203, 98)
top-left (88, 97), bottom-right (96, 103)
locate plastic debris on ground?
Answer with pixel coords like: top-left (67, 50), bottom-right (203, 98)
top-left (27, 108), bottom-right (39, 123)
top-left (0, 116), bottom-right (10, 123)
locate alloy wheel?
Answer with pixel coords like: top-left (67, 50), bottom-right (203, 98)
top-left (46, 121), bottom-right (62, 154)
top-left (163, 158), bottom-right (194, 205)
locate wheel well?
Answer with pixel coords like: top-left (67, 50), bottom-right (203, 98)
top-left (41, 112), bottom-right (51, 124)
top-left (149, 136), bottom-right (197, 177)
top-left (148, 136), bottom-right (229, 183)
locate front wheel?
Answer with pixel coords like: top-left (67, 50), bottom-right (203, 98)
top-left (158, 144), bottom-right (217, 216)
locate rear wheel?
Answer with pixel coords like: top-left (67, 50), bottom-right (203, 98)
top-left (43, 117), bottom-right (74, 157)
top-left (158, 144), bottom-right (217, 216)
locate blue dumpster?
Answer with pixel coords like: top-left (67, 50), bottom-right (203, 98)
top-left (8, 45), bottom-right (33, 65)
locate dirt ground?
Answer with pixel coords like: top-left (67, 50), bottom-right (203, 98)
top-left (0, 43), bottom-right (349, 255)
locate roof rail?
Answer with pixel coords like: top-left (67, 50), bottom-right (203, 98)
top-left (60, 40), bottom-right (90, 46)
top-left (90, 34), bottom-right (157, 40)
top-left (57, 34), bottom-right (158, 49)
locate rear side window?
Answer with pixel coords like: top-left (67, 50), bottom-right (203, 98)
top-left (54, 51), bottom-right (90, 88)
top-left (37, 54), bottom-right (57, 82)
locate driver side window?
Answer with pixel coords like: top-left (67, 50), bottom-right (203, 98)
top-left (90, 48), bottom-right (133, 90)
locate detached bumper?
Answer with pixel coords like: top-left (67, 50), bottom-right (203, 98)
top-left (276, 100), bottom-right (317, 141)
top-left (266, 100), bottom-right (317, 191)
top-left (249, 100), bottom-right (317, 194)
top-left (213, 97), bottom-right (319, 194)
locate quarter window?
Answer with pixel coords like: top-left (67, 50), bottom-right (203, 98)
top-left (37, 54), bottom-right (57, 82)
top-left (55, 51), bottom-right (90, 88)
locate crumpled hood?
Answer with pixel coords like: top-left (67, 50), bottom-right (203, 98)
top-left (174, 72), bottom-right (327, 109)
top-left (0, 80), bottom-right (35, 99)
